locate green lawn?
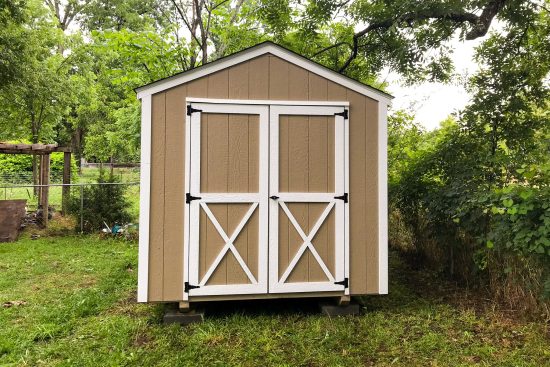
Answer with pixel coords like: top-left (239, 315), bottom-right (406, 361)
top-left (0, 235), bottom-right (548, 366)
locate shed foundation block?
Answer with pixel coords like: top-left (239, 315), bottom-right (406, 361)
top-left (163, 309), bottom-right (204, 326)
top-left (319, 301), bottom-right (360, 316)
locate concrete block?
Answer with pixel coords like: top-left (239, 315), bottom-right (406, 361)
top-left (319, 302), bottom-right (360, 316)
top-left (163, 309), bottom-right (204, 326)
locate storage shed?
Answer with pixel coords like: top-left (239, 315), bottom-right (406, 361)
top-left (136, 42), bottom-right (392, 307)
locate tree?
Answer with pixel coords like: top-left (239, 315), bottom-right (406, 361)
top-left (0, 0), bottom-right (27, 88)
top-left (302, 0), bottom-right (545, 83)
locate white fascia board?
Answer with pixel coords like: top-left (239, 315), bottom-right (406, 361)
top-left (136, 44), bottom-right (393, 104)
top-left (378, 102), bottom-right (389, 294)
top-left (187, 98), bottom-right (349, 106)
top-left (137, 95), bottom-right (151, 302)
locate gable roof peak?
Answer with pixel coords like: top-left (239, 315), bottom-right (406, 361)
top-left (136, 41), bottom-right (393, 103)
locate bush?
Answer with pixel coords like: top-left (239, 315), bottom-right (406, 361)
top-left (67, 170), bottom-right (132, 233)
top-left (0, 152), bottom-right (78, 184)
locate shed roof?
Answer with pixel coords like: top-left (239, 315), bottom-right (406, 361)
top-left (135, 41), bottom-right (393, 104)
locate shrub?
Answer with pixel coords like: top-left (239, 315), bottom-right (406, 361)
top-left (0, 152), bottom-right (78, 183)
top-left (67, 170), bottom-right (132, 233)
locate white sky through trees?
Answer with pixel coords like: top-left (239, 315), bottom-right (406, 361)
top-left (386, 37), bottom-right (485, 130)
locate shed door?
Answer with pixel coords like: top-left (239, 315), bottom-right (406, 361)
top-left (186, 103), bottom-right (269, 297)
top-left (269, 105), bottom-right (349, 294)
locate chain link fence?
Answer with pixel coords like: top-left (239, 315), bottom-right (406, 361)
top-left (0, 167), bottom-right (140, 233)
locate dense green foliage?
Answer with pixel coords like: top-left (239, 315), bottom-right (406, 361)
top-left (0, 236), bottom-right (548, 365)
top-left (67, 170), bottom-right (132, 232)
top-left (388, 11), bottom-right (550, 315)
top-left (0, 152), bottom-right (78, 183)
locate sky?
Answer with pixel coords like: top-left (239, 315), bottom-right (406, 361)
top-left (384, 37), bottom-right (484, 130)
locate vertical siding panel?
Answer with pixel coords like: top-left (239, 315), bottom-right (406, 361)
top-left (248, 55), bottom-right (269, 99)
top-left (271, 56), bottom-right (290, 279)
top-left (228, 62), bottom-right (252, 283)
top-left (327, 81), bottom-right (347, 101)
top-left (365, 98), bottom-right (379, 293)
top-left (163, 85), bottom-right (187, 301)
top-left (207, 70), bottom-right (230, 284)
top-left (149, 92), bottom-right (166, 301)
top-left (246, 115), bottom-right (260, 279)
top-left (187, 78), bottom-right (208, 97)
top-left (307, 73), bottom-right (329, 282)
top-left (287, 64), bottom-right (309, 282)
top-left (347, 90), bottom-right (368, 295)
top-left (229, 62), bottom-right (249, 99)
top-left (204, 113), bottom-right (229, 285)
top-left (269, 56), bottom-right (289, 99)
top-left (227, 114), bottom-right (250, 284)
top-left (278, 115), bottom-right (290, 278)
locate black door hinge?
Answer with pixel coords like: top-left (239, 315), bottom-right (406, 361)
top-left (334, 109), bottom-right (348, 119)
top-left (186, 193), bottom-right (202, 203)
top-left (187, 105), bottom-right (202, 116)
top-left (184, 282), bottom-right (200, 293)
top-left (334, 278), bottom-right (349, 288)
top-left (270, 195), bottom-right (279, 200)
top-left (334, 193), bottom-right (348, 203)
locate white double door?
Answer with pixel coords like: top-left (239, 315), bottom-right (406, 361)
top-left (184, 100), bottom-right (348, 299)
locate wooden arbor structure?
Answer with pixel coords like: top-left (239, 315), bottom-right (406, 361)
top-left (0, 142), bottom-right (72, 227)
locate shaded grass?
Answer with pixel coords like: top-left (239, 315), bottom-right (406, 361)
top-left (0, 235), bottom-right (548, 366)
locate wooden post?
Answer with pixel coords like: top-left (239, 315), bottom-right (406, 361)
top-left (62, 152), bottom-right (71, 215)
top-left (37, 155), bottom-right (42, 205)
top-left (40, 154), bottom-right (50, 227)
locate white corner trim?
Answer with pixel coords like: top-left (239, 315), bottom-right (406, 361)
top-left (136, 43), bottom-right (392, 104)
top-left (137, 95), bottom-right (152, 303)
top-left (378, 102), bottom-right (389, 294)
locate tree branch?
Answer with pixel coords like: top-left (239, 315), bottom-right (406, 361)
top-left (339, 0), bottom-right (509, 72)
top-left (310, 41), bottom-right (350, 58)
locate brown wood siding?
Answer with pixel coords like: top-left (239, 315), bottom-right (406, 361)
top-left (198, 112), bottom-right (260, 286)
top-left (148, 93), bottom-right (165, 301)
top-left (147, 54), bottom-right (380, 301)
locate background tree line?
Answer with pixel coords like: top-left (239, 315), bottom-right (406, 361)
top-left (0, 0), bottom-right (548, 317)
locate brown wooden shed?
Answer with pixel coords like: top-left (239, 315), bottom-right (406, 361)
top-left (136, 42), bottom-right (392, 306)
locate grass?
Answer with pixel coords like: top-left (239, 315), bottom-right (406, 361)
top-left (0, 235), bottom-right (548, 366)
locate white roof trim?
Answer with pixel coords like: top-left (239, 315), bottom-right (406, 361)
top-left (136, 43), bottom-right (393, 104)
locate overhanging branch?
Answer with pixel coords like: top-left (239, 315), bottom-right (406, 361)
top-left (337, 0), bottom-right (509, 72)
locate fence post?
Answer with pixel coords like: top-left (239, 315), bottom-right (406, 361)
top-left (40, 154), bottom-right (50, 227)
top-left (62, 152), bottom-right (71, 215)
top-left (80, 185), bottom-right (84, 233)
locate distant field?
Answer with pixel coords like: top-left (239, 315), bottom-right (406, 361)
top-left (0, 235), bottom-right (548, 366)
